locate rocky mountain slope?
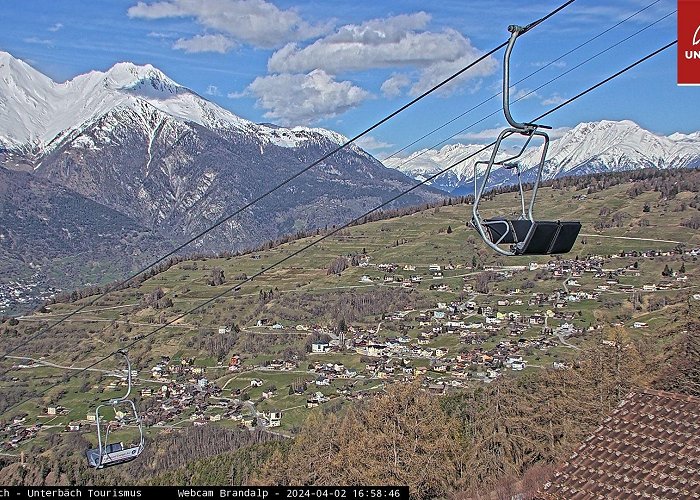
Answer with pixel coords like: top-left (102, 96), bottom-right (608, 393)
top-left (0, 52), bottom-right (443, 312)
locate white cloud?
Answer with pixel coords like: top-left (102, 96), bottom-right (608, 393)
top-left (173, 34), bottom-right (236, 53)
top-left (247, 69), bottom-right (370, 125)
top-left (147, 31), bottom-right (172, 38)
top-left (541, 93), bottom-right (567, 106)
top-left (458, 126), bottom-right (509, 142)
top-left (355, 136), bottom-right (394, 152)
top-left (512, 87), bottom-right (537, 101)
top-left (23, 37), bottom-right (53, 46)
top-left (128, 0), bottom-right (331, 49)
top-left (48, 23), bottom-right (63, 32)
top-left (381, 74), bottom-right (411, 98)
top-left (205, 84), bottom-right (222, 96)
top-left (408, 52), bottom-right (497, 96)
top-left (532, 60), bottom-right (566, 69)
top-left (267, 13), bottom-right (497, 97)
top-left (227, 89), bottom-right (248, 99)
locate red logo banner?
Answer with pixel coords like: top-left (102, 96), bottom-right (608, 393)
top-left (679, 0), bottom-right (700, 85)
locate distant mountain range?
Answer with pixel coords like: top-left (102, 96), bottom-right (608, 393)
top-left (384, 120), bottom-right (700, 194)
top-left (0, 51), bottom-right (442, 312)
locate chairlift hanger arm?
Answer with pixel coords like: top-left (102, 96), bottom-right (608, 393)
top-left (502, 26), bottom-right (552, 133)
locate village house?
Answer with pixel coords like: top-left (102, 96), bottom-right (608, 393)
top-left (311, 342), bottom-right (331, 353)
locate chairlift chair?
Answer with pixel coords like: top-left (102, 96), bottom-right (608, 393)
top-left (86, 350), bottom-right (145, 468)
top-left (471, 25), bottom-right (581, 256)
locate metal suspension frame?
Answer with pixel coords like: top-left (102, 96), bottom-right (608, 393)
top-left (90, 350), bottom-right (144, 469)
top-left (471, 25), bottom-right (552, 256)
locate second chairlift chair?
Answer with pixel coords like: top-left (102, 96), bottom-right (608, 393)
top-left (471, 25), bottom-right (581, 256)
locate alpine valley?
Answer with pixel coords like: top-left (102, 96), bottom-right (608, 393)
top-left (1, 51), bottom-right (699, 313)
top-left (0, 52), bottom-right (443, 313)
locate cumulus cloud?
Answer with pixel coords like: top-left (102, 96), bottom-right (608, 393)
top-left (173, 34), bottom-right (236, 53)
top-left (380, 73), bottom-right (411, 98)
top-left (128, 0), bottom-right (331, 48)
top-left (48, 23), bottom-right (63, 32)
top-left (266, 13), bottom-right (497, 97)
top-left (247, 69), bottom-right (370, 125)
top-left (408, 52), bottom-right (497, 96)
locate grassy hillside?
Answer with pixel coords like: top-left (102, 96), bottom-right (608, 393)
top-left (0, 168), bottom-right (698, 484)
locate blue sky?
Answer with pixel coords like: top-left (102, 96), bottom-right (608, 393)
top-left (1, 0), bottom-right (696, 156)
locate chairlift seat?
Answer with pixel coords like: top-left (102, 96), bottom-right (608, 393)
top-left (484, 218), bottom-right (532, 245)
top-left (86, 442), bottom-right (141, 468)
top-left (514, 221), bottom-right (581, 255)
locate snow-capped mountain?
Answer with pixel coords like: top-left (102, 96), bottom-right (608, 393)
top-left (384, 120), bottom-right (700, 194)
top-left (0, 51), bottom-right (442, 313)
top-left (0, 51), bottom-right (352, 161)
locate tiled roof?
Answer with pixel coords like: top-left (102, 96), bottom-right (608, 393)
top-left (541, 389), bottom-right (700, 499)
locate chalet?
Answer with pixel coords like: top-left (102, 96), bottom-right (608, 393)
top-left (510, 360), bottom-right (525, 371)
top-left (311, 342), bottom-right (331, 353)
top-left (427, 384), bottom-right (446, 395)
top-left (265, 411), bottom-right (282, 427)
top-left (529, 315), bottom-right (545, 325)
top-left (364, 343), bottom-right (388, 357)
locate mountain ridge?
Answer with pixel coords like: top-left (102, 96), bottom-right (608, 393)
top-left (0, 51), bottom-right (443, 313)
top-left (384, 119), bottom-right (700, 194)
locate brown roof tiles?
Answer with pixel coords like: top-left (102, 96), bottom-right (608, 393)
top-left (541, 389), bottom-right (700, 499)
